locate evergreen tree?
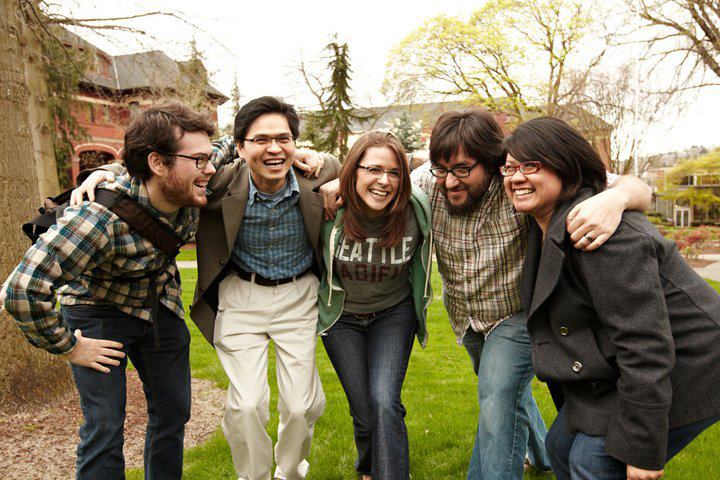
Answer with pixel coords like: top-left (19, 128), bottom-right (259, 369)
top-left (390, 112), bottom-right (423, 152)
top-left (308, 39), bottom-right (367, 161)
top-left (230, 73), bottom-right (241, 113)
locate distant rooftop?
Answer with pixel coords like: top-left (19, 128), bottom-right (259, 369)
top-left (57, 28), bottom-right (227, 104)
top-left (342, 100), bottom-right (613, 133)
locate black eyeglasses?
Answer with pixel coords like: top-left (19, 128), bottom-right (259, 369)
top-left (429, 162), bottom-right (478, 178)
top-left (499, 161), bottom-right (543, 176)
top-left (155, 150), bottom-right (211, 169)
top-left (243, 135), bottom-right (295, 147)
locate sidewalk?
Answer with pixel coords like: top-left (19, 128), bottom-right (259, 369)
top-left (695, 254), bottom-right (720, 283)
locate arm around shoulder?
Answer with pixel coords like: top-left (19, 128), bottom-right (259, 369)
top-left (610, 174), bottom-right (652, 213)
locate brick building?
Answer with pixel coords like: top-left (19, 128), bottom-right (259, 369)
top-left (58, 29), bottom-right (227, 185)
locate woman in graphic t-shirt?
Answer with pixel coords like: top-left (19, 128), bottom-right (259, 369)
top-left (316, 131), bottom-right (433, 480)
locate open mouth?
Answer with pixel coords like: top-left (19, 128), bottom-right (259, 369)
top-left (193, 179), bottom-right (208, 191)
top-left (263, 158), bottom-right (286, 170)
top-left (513, 188), bottom-right (535, 197)
top-left (369, 189), bottom-right (390, 199)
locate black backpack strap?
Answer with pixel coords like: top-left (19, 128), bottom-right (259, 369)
top-left (93, 189), bottom-right (183, 258)
top-left (22, 189), bottom-right (75, 243)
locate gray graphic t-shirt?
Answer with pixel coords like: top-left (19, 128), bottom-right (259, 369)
top-left (334, 208), bottom-right (420, 314)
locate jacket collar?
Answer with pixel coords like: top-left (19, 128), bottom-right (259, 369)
top-left (521, 188), bottom-right (594, 319)
top-left (220, 164), bottom-right (324, 258)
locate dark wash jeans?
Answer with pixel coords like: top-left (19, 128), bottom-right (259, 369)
top-left (322, 298), bottom-right (417, 480)
top-left (547, 406), bottom-right (720, 480)
top-left (63, 304), bottom-right (191, 480)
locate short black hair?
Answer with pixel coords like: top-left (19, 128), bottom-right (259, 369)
top-left (233, 96), bottom-right (299, 142)
top-left (503, 117), bottom-right (607, 200)
top-left (429, 108), bottom-right (505, 177)
top-left (122, 102), bottom-right (215, 181)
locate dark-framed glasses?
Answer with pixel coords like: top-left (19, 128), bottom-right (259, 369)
top-left (429, 162), bottom-right (478, 178)
top-left (499, 161), bottom-right (543, 177)
top-left (244, 135), bottom-right (295, 147)
top-left (356, 164), bottom-right (402, 181)
top-left (155, 150), bottom-right (211, 169)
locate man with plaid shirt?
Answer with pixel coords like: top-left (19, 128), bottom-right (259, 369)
top-left (4, 103), bottom-right (216, 480)
top-left (411, 109), bottom-right (651, 480)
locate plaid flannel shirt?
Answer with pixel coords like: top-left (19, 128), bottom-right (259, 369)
top-left (4, 175), bottom-right (198, 354)
top-left (414, 168), bottom-right (529, 344)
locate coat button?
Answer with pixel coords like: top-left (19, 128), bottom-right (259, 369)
top-left (590, 381), bottom-right (599, 389)
top-left (219, 259), bottom-right (225, 265)
top-left (572, 361), bottom-right (583, 373)
top-left (559, 326), bottom-right (570, 336)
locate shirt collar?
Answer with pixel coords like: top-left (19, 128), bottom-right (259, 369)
top-left (247, 168), bottom-right (300, 205)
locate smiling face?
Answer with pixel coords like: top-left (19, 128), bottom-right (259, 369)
top-left (503, 153), bottom-right (563, 230)
top-left (159, 130), bottom-right (215, 209)
top-left (435, 149), bottom-right (492, 216)
top-left (354, 146), bottom-right (401, 217)
top-left (238, 112), bottom-right (295, 193)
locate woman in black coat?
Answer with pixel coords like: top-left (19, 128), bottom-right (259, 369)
top-left (501, 117), bottom-right (720, 480)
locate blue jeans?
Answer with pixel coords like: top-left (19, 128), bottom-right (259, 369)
top-left (321, 298), bottom-right (417, 480)
top-left (64, 304), bottom-right (191, 480)
top-left (463, 311), bottom-right (551, 480)
top-left (547, 406), bottom-right (720, 480)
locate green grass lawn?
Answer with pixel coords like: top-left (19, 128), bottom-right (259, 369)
top-left (176, 247), bottom-right (198, 262)
top-left (128, 267), bottom-right (720, 479)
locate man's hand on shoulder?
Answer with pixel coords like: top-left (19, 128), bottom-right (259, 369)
top-left (66, 329), bottom-right (125, 373)
top-left (295, 148), bottom-right (325, 178)
top-left (566, 189), bottom-right (624, 252)
top-left (319, 178), bottom-right (343, 221)
top-left (70, 171), bottom-right (116, 206)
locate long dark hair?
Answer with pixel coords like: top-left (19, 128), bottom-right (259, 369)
top-left (503, 117), bottom-right (606, 200)
top-left (340, 131), bottom-right (412, 247)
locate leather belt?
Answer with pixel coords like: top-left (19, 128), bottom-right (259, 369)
top-left (351, 304), bottom-right (395, 320)
top-left (233, 263), bottom-right (312, 287)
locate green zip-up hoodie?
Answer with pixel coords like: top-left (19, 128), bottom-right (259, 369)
top-left (317, 185), bottom-right (433, 347)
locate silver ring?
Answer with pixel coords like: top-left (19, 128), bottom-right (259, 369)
top-left (584, 234), bottom-right (595, 242)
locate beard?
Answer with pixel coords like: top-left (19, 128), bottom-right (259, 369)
top-left (441, 175), bottom-right (492, 216)
top-left (160, 169), bottom-right (208, 209)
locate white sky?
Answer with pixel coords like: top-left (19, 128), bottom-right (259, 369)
top-left (55, 0), bottom-right (717, 156)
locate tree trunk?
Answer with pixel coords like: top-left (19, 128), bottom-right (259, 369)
top-left (0, 0), bottom-right (73, 413)
top-left (21, 0), bottom-right (60, 201)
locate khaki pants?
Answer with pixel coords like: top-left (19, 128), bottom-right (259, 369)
top-left (213, 272), bottom-right (325, 480)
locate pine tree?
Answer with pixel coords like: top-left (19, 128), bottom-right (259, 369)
top-left (308, 39), bottom-right (367, 161)
top-left (230, 73), bottom-right (241, 113)
top-left (390, 112), bottom-right (423, 153)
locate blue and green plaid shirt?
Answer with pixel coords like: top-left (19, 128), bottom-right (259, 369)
top-left (231, 169), bottom-right (314, 279)
top-left (4, 175), bottom-right (198, 354)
